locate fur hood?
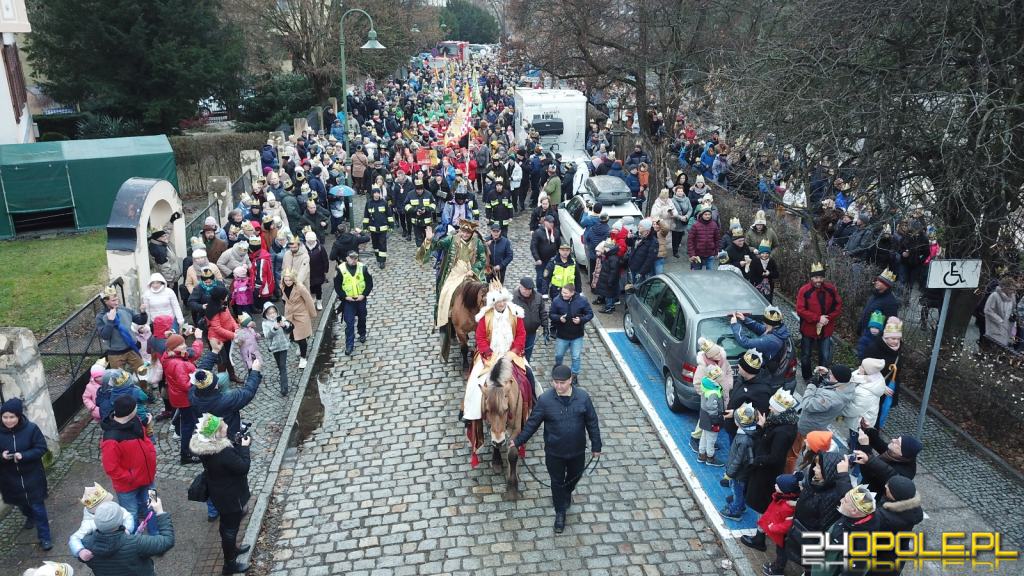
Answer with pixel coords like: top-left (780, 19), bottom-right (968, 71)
top-left (189, 434), bottom-right (233, 456)
top-left (475, 302), bottom-right (524, 322)
top-left (882, 493), bottom-right (921, 513)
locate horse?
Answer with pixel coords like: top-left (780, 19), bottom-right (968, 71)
top-left (446, 278), bottom-right (489, 375)
top-left (481, 356), bottom-right (526, 500)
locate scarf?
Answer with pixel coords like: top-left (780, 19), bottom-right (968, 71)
top-left (112, 309), bottom-right (141, 354)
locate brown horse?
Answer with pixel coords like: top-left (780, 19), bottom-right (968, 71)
top-left (447, 279), bottom-right (489, 374)
top-left (481, 356), bottom-right (526, 500)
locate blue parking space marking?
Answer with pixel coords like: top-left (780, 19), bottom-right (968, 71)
top-left (608, 330), bottom-right (758, 530)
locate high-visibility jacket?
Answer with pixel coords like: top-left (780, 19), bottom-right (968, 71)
top-left (341, 263), bottom-right (366, 296)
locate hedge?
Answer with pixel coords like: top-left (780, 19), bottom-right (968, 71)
top-left (169, 132), bottom-right (267, 201)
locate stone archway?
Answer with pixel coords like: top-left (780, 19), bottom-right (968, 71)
top-left (105, 178), bottom-right (185, 308)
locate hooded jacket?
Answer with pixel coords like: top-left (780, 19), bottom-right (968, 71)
top-left (687, 215), bottom-right (721, 258)
top-left (141, 273), bottom-right (184, 325)
top-left (798, 378), bottom-right (856, 436)
top-left (0, 398), bottom-right (48, 506)
top-left (161, 338), bottom-right (203, 409)
top-left (100, 414), bottom-right (157, 493)
top-left (786, 451), bottom-right (852, 562)
top-left (82, 512), bottom-right (174, 576)
top-left (746, 409), bottom-right (799, 514)
top-left (841, 360), bottom-right (887, 431)
top-left (189, 435), bottom-right (251, 514)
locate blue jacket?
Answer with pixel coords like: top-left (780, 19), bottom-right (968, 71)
top-left (0, 398), bottom-right (48, 507)
top-left (583, 221), bottom-right (611, 257)
top-left (260, 144), bottom-right (278, 169)
top-left (625, 174), bottom-right (641, 195)
top-left (628, 234), bottom-right (660, 276)
top-left (858, 288), bottom-right (899, 333)
top-left (607, 165), bottom-right (626, 181)
top-left (488, 235), bottom-right (514, 271)
top-left (549, 293), bottom-right (594, 340)
top-left (515, 387), bottom-right (602, 458)
top-left (731, 318), bottom-right (790, 362)
top-left (190, 353), bottom-right (262, 437)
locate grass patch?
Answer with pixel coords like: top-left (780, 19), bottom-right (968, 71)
top-left (0, 230), bottom-right (108, 337)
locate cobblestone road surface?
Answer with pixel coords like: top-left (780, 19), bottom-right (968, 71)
top-left (265, 209), bottom-right (739, 576)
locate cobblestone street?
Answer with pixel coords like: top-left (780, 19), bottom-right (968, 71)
top-left (263, 210), bottom-right (738, 576)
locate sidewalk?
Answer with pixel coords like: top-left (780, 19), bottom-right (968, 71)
top-left (0, 308), bottom-right (321, 575)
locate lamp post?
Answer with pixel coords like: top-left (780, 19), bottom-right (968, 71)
top-left (339, 8), bottom-right (385, 227)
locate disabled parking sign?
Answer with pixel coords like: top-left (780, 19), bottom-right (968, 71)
top-left (926, 259), bottom-right (981, 289)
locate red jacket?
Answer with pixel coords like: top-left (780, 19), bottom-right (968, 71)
top-left (249, 249), bottom-right (275, 298)
top-left (100, 416), bottom-right (157, 492)
top-left (161, 339), bottom-right (202, 408)
top-left (611, 228), bottom-right (629, 256)
top-left (795, 281), bottom-right (843, 338)
top-left (757, 491), bottom-right (800, 547)
top-left (687, 218), bottom-right (721, 258)
top-left (208, 310), bottom-right (238, 345)
top-left (475, 308), bottom-right (526, 359)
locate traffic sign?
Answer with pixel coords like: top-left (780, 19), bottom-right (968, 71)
top-left (926, 259), bottom-right (981, 289)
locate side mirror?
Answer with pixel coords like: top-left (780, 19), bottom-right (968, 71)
top-left (624, 284), bottom-right (636, 295)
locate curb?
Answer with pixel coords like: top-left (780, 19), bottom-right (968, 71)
top-left (239, 288), bottom-right (338, 560)
top-left (588, 315), bottom-right (757, 576)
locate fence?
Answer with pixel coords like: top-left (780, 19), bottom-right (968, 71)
top-left (185, 200), bottom-right (222, 241)
top-left (231, 169), bottom-right (253, 208)
top-left (38, 277), bottom-right (125, 428)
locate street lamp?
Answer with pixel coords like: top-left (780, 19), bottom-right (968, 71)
top-left (339, 7), bottom-right (385, 226)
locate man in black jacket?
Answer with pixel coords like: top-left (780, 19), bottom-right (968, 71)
top-left (531, 215), bottom-right (560, 295)
top-left (549, 284), bottom-right (594, 382)
top-left (512, 277), bottom-right (547, 361)
top-left (628, 218), bottom-right (660, 284)
top-left (329, 222), bottom-right (371, 264)
top-left (512, 364), bottom-right (602, 534)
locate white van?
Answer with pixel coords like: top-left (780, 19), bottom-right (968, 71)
top-left (514, 88), bottom-right (589, 162)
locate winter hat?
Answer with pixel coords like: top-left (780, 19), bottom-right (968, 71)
top-left (898, 436), bottom-right (922, 459)
top-left (80, 482), bottom-right (113, 512)
top-left (197, 413), bottom-right (224, 438)
top-left (734, 402), bottom-right (757, 427)
top-left (886, 476), bottom-right (917, 501)
top-left (192, 248), bottom-right (207, 260)
top-left (775, 474), bottom-right (800, 495)
top-left (805, 431), bottom-right (833, 453)
top-left (233, 266), bottom-right (247, 279)
top-left (868, 310), bottom-right (885, 331)
top-left (94, 501), bottom-right (123, 533)
top-left (190, 237), bottom-right (205, 251)
top-left (165, 333), bottom-right (185, 351)
top-left (753, 210), bottom-right (767, 227)
top-left (113, 395), bottom-right (136, 418)
top-left (705, 364), bottom-right (724, 383)
top-left (883, 317), bottom-right (903, 339)
top-left (738, 349), bottom-right (763, 375)
top-left (305, 231), bottom-right (318, 243)
top-left (204, 216), bottom-right (218, 229)
top-left (238, 312), bottom-right (253, 328)
top-left (192, 370), bottom-right (215, 390)
top-left (90, 358), bottom-right (108, 380)
top-left (860, 358), bottom-right (884, 375)
top-left (695, 175), bottom-right (705, 185)
top-left (769, 388), bottom-right (797, 413)
top-left (830, 364), bottom-right (853, 383)
top-left (638, 218), bottom-right (653, 232)
top-left (22, 562), bottom-right (75, 576)
top-left (763, 305), bottom-right (784, 326)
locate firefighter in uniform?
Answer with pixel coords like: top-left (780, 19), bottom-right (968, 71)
top-left (404, 178), bottom-right (436, 247)
top-left (485, 178), bottom-right (514, 236)
top-left (362, 186), bottom-right (394, 269)
top-left (543, 242), bottom-right (582, 300)
top-left (334, 250), bottom-right (373, 355)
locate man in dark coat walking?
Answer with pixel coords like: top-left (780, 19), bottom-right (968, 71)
top-left (857, 269), bottom-right (899, 333)
top-left (512, 365), bottom-right (602, 534)
top-left (628, 218), bottom-right (660, 284)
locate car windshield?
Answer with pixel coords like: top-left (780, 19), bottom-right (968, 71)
top-left (697, 317), bottom-right (764, 360)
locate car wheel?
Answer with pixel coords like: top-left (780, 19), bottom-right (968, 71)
top-left (623, 312), bottom-right (639, 343)
top-left (665, 372), bottom-right (685, 413)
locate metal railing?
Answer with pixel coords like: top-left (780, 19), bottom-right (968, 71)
top-left (37, 277), bottom-right (125, 428)
top-left (231, 169), bottom-right (253, 208)
top-left (185, 200), bottom-right (221, 241)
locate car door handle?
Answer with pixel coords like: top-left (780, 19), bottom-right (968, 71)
top-left (661, 341), bottom-right (667, 348)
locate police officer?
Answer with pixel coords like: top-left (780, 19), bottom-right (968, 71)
top-left (404, 178), bottom-right (436, 247)
top-left (334, 251), bottom-right (373, 356)
top-left (511, 364), bottom-right (602, 534)
top-left (543, 242), bottom-right (581, 300)
top-left (362, 186), bottom-right (393, 269)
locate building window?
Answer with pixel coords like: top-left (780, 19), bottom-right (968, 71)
top-left (3, 42), bottom-right (26, 123)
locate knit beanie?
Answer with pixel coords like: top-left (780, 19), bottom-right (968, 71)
top-left (868, 310), bottom-right (885, 331)
top-left (192, 370), bottom-right (215, 390)
top-left (883, 317), bottom-right (903, 339)
top-left (898, 436), bottom-right (922, 459)
top-left (886, 476), bottom-right (917, 501)
top-left (830, 364), bottom-right (853, 383)
top-left (805, 430), bottom-right (833, 453)
top-left (93, 501), bottom-right (123, 533)
top-left (165, 333), bottom-right (185, 351)
top-left (738, 349), bottom-right (763, 374)
top-left (775, 474), bottom-right (800, 494)
top-left (238, 312), bottom-right (253, 328)
top-left (860, 358), bottom-right (884, 375)
top-left (113, 395), bottom-right (136, 418)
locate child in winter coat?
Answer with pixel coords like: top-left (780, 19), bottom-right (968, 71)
top-left (744, 474), bottom-right (802, 554)
top-left (147, 315), bottom-right (175, 421)
top-left (234, 312), bottom-right (262, 372)
top-left (262, 301), bottom-right (293, 396)
top-left (230, 265), bottom-right (254, 316)
top-left (69, 482), bottom-right (134, 562)
top-left (692, 337), bottom-right (733, 440)
top-left (82, 358), bottom-right (108, 421)
top-left (721, 402), bottom-right (758, 520)
top-left (161, 329), bottom-right (204, 464)
top-left (697, 365), bottom-right (726, 466)
top-left (142, 273), bottom-right (184, 329)
top-left (107, 368), bottom-right (151, 431)
top-left (856, 310), bottom-right (885, 359)
top-left (842, 358), bottom-right (887, 448)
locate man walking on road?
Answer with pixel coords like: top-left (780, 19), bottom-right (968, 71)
top-left (549, 284), bottom-right (594, 384)
top-left (335, 251), bottom-right (373, 355)
top-left (511, 364), bottom-right (602, 534)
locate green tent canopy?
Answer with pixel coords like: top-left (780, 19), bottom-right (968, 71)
top-left (0, 135), bottom-right (177, 238)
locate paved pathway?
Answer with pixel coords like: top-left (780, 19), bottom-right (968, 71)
top-left (258, 209), bottom-right (739, 576)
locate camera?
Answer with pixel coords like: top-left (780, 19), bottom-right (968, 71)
top-left (234, 421), bottom-right (253, 444)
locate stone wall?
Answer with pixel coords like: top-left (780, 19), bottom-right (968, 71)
top-left (0, 328), bottom-right (60, 455)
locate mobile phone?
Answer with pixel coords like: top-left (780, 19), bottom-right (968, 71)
top-left (148, 489), bottom-right (158, 504)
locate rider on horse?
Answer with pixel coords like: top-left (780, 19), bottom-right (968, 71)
top-left (417, 219), bottom-right (488, 330)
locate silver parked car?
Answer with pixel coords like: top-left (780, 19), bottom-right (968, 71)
top-left (623, 271), bottom-right (797, 411)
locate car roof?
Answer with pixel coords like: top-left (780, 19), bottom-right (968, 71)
top-left (569, 193), bottom-right (642, 217)
top-left (588, 175), bottom-right (630, 192)
top-left (661, 271), bottom-right (768, 314)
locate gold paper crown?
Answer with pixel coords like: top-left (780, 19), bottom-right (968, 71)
top-left (734, 402), bottom-right (757, 426)
top-left (80, 482), bottom-right (112, 510)
top-left (241, 221), bottom-right (256, 234)
top-left (753, 210), bottom-right (767, 226)
top-left (248, 235), bottom-right (261, 245)
top-left (288, 233), bottom-right (300, 244)
top-left (301, 225), bottom-right (313, 236)
top-left (101, 285), bottom-right (118, 300)
top-left (458, 220), bottom-right (479, 233)
top-left (282, 268), bottom-right (296, 281)
top-left (41, 561), bottom-right (74, 576)
top-left (770, 388), bottom-right (797, 410)
top-left (810, 262), bottom-right (826, 275)
top-left (301, 182), bottom-right (311, 192)
top-left (878, 268), bottom-right (897, 284)
top-left (136, 364), bottom-right (149, 379)
top-left (758, 239), bottom-right (772, 251)
top-left (705, 365), bottom-right (723, 382)
top-left (742, 349), bottom-right (764, 370)
top-left (262, 213), bottom-right (275, 224)
top-left (190, 236), bottom-right (204, 249)
top-left (199, 267), bottom-right (216, 279)
top-left (697, 336), bottom-right (714, 353)
top-left (764, 305), bottom-right (783, 325)
top-left (112, 369), bottom-right (132, 387)
top-left (729, 217), bottom-right (742, 230)
top-left (247, 195), bottom-right (261, 207)
top-left (847, 484), bottom-right (877, 514)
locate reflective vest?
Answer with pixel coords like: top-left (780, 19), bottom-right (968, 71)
top-left (551, 260), bottom-right (575, 287)
top-left (341, 263), bottom-right (366, 296)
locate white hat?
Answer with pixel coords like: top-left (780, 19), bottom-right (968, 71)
top-left (203, 216), bottom-right (218, 227)
top-left (305, 231), bottom-right (318, 243)
top-left (192, 248), bottom-right (207, 259)
top-left (486, 287), bottom-right (513, 307)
